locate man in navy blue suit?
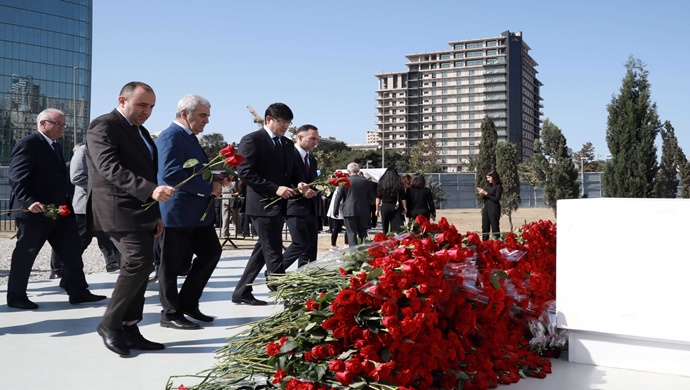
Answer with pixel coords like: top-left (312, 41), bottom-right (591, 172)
top-left (282, 124), bottom-right (320, 269)
top-left (7, 108), bottom-right (106, 309)
top-left (156, 94), bottom-right (222, 329)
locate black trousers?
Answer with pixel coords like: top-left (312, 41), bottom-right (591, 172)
top-left (232, 215), bottom-right (285, 300)
top-left (482, 207), bottom-right (501, 241)
top-left (101, 231), bottom-right (155, 329)
top-left (380, 203), bottom-right (403, 234)
top-left (158, 225), bottom-right (221, 320)
top-left (283, 213), bottom-right (318, 269)
top-left (8, 216), bottom-right (88, 302)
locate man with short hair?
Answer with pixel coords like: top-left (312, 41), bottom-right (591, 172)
top-left (87, 81), bottom-right (175, 356)
top-left (7, 108), bottom-right (106, 309)
top-left (156, 94), bottom-right (222, 330)
top-left (282, 125), bottom-right (320, 269)
top-left (333, 162), bottom-right (376, 246)
top-left (232, 103), bottom-right (311, 305)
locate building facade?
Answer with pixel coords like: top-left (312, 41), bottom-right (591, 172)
top-left (375, 31), bottom-right (542, 172)
top-left (0, 0), bottom-right (92, 166)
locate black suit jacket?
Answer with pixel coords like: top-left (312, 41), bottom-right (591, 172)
top-left (85, 109), bottom-right (160, 233)
top-left (237, 128), bottom-right (300, 217)
top-left (286, 150), bottom-right (318, 217)
top-left (8, 131), bottom-right (72, 220)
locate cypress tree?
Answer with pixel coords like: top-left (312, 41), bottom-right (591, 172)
top-left (540, 119), bottom-right (580, 214)
top-left (652, 121), bottom-right (680, 198)
top-left (475, 116), bottom-right (497, 198)
top-left (603, 56), bottom-right (660, 197)
top-left (496, 142), bottom-right (521, 231)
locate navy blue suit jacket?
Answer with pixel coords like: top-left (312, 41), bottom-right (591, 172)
top-left (156, 122), bottom-right (215, 227)
top-left (8, 131), bottom-right (72, 220)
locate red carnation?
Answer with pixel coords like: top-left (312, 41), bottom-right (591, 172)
top-left (328, 177), bottom-right (339, 186)
top-left (272, 369), bottom-right (287, 384)
top-left (58, 204), bottom-right (71, 216)
top-left (219, 144), bottom-right (235, 157)
top-left (225, 154), bottom-right (245, 167)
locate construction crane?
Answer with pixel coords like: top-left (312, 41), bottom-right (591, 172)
top-left (246, 105), bottom-right (263, 128)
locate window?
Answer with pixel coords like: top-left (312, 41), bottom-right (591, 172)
top-left (454, 43), bottom-right (464, 50)
top-left (467, 60), bottom-right (483, 66)
top-left (454, 61), bottom-right (464, 67)
top-left (454, 52), bottom-right (464, 59)
top-left (441, 62), bottom-right (451, 68)
top-left (486, 49), bottom-right (497, 55)
top-left (466, 51), bottom-right (483, 57)
top-left (440, 53), bottom-right (451, 60)
top-left (487, 41), bottom-right (497, 47)
top-left (466, 42), bottom-right (484, 49)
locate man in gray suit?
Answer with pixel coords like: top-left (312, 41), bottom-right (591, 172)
top-left (333, 162), bottom-right (375, 246)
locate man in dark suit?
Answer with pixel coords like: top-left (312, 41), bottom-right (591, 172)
top-left (232, 103), bottom-right (310, 305)
top-left (282, 124), bottom-right (320, 269)
top-left (86, 82), bottom-right (175, 356)
top-left (156, 94), bottom-right (222, 330)
top-left (7, 108), bottom-right (106, 310)
top-left (333, 163), bottom-right (376, 246)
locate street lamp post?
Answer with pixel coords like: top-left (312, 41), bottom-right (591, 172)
top-left (580, 157), bottom-right (587, 197)
top-left (73, 66), bottom-right (79, 149)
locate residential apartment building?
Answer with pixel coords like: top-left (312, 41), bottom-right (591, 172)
top-left (0, 0), bottom-right (93, 166)
top-left (375, 31), bottom-right (542, 172)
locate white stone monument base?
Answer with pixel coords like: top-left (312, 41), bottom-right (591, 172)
top-left (557, 198), bottom-right (690, 377)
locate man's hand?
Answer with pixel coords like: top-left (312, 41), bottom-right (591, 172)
top-left (297, 182), bottom-right (316, 198)
top-left (154, 218), bottom-right (164, 237)
top-left (276, 186), bottom-right (296, 199)
top-left (27, 202), bottom-right (46, 213)
top-left (211, 182), bottom-right (223, 197)
top-left (152, 185), bottom-right (175, 201)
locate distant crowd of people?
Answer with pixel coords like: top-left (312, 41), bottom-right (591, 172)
top-left (6, 80), bottom-right (503, 357)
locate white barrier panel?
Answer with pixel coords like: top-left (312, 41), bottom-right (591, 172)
top-left (557, 198), bottom-right (690, 377)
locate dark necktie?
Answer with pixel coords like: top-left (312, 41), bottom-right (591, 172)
top-left (134, 125), bottom-right (153, 160)
top-left (273, 136), bottom-right (282, 151)
top-left (304, 153), bottom-right (310, 175)
top-left (51, 141), bottom-right (63, 161)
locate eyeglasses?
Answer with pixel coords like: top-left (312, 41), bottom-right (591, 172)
top-left (272, 118), bottom-right (292, 127)
top-left (44, 120), bottom-right (67, 128)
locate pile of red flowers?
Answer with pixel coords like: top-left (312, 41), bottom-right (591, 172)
top-left (186, 217), bottom-right (558, 390)
top-left (259, 217), bottom-right (557, 390)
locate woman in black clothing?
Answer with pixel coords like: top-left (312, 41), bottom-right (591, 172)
top-left (477, 169), bottom-right (503, 241)
top-left (375, 167), bottom-right (406, 234)
top-left (405, 174), bottom-right (436, 221)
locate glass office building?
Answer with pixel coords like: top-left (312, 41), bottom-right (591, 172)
top-left (0, 0), bottom-right (92, 166)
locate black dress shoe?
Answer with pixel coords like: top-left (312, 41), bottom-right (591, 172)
top-left (7, 298), bottom-right (39, 310)
top-left (97, 324), bottom-right (130, 356)
top-left (231, 296), bottom-right (268, 306)
top-left (49, 271), bottom-right (62, 279)
top-left (69, 291), bottom-right (107, 304)
top-left (183, 308), bottom-right (214, 322)
top-left (106, 263), bottom-right (120, 273)
top-left (160, 317), bottom-right (201, 330)
top-left (123, 325), bottom-right (165, 350)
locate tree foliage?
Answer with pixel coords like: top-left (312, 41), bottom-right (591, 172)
top-left (409, 139), bottom-right (442, 174)
top-left (540, 119), bottom-right (580, 214)
top-left (603, 56), bottom-right (661, 197)
top-left (475, 116), bottom-right (497, 194)
top-left (652, 121), bottom-right (680, 198)
top-left (519, 138), bottom-right (548, 208)
top-left (572, 142), bottom-right (605, 172)
top-left (199, 132), bottom-right (229, 159)
top-left (496, 142), bottom-right (521, 231)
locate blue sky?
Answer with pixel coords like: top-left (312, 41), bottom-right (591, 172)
top-left (90, 0), bottom-right (690, 158)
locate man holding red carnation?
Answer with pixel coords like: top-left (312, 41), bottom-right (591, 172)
top-left (7, 108), bottom-right (106, 309)
top-left (156, 94), bottom-right (223, 329)
top-left (232, 103), bottom-right (311, 305)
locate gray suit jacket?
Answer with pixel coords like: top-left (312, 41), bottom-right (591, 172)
top-left (333, 174), bottom-right (375, 218)
top-left (85, 109), bottom-right (160, 233)
top-left (70, 144), bottom-right (88, 214)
